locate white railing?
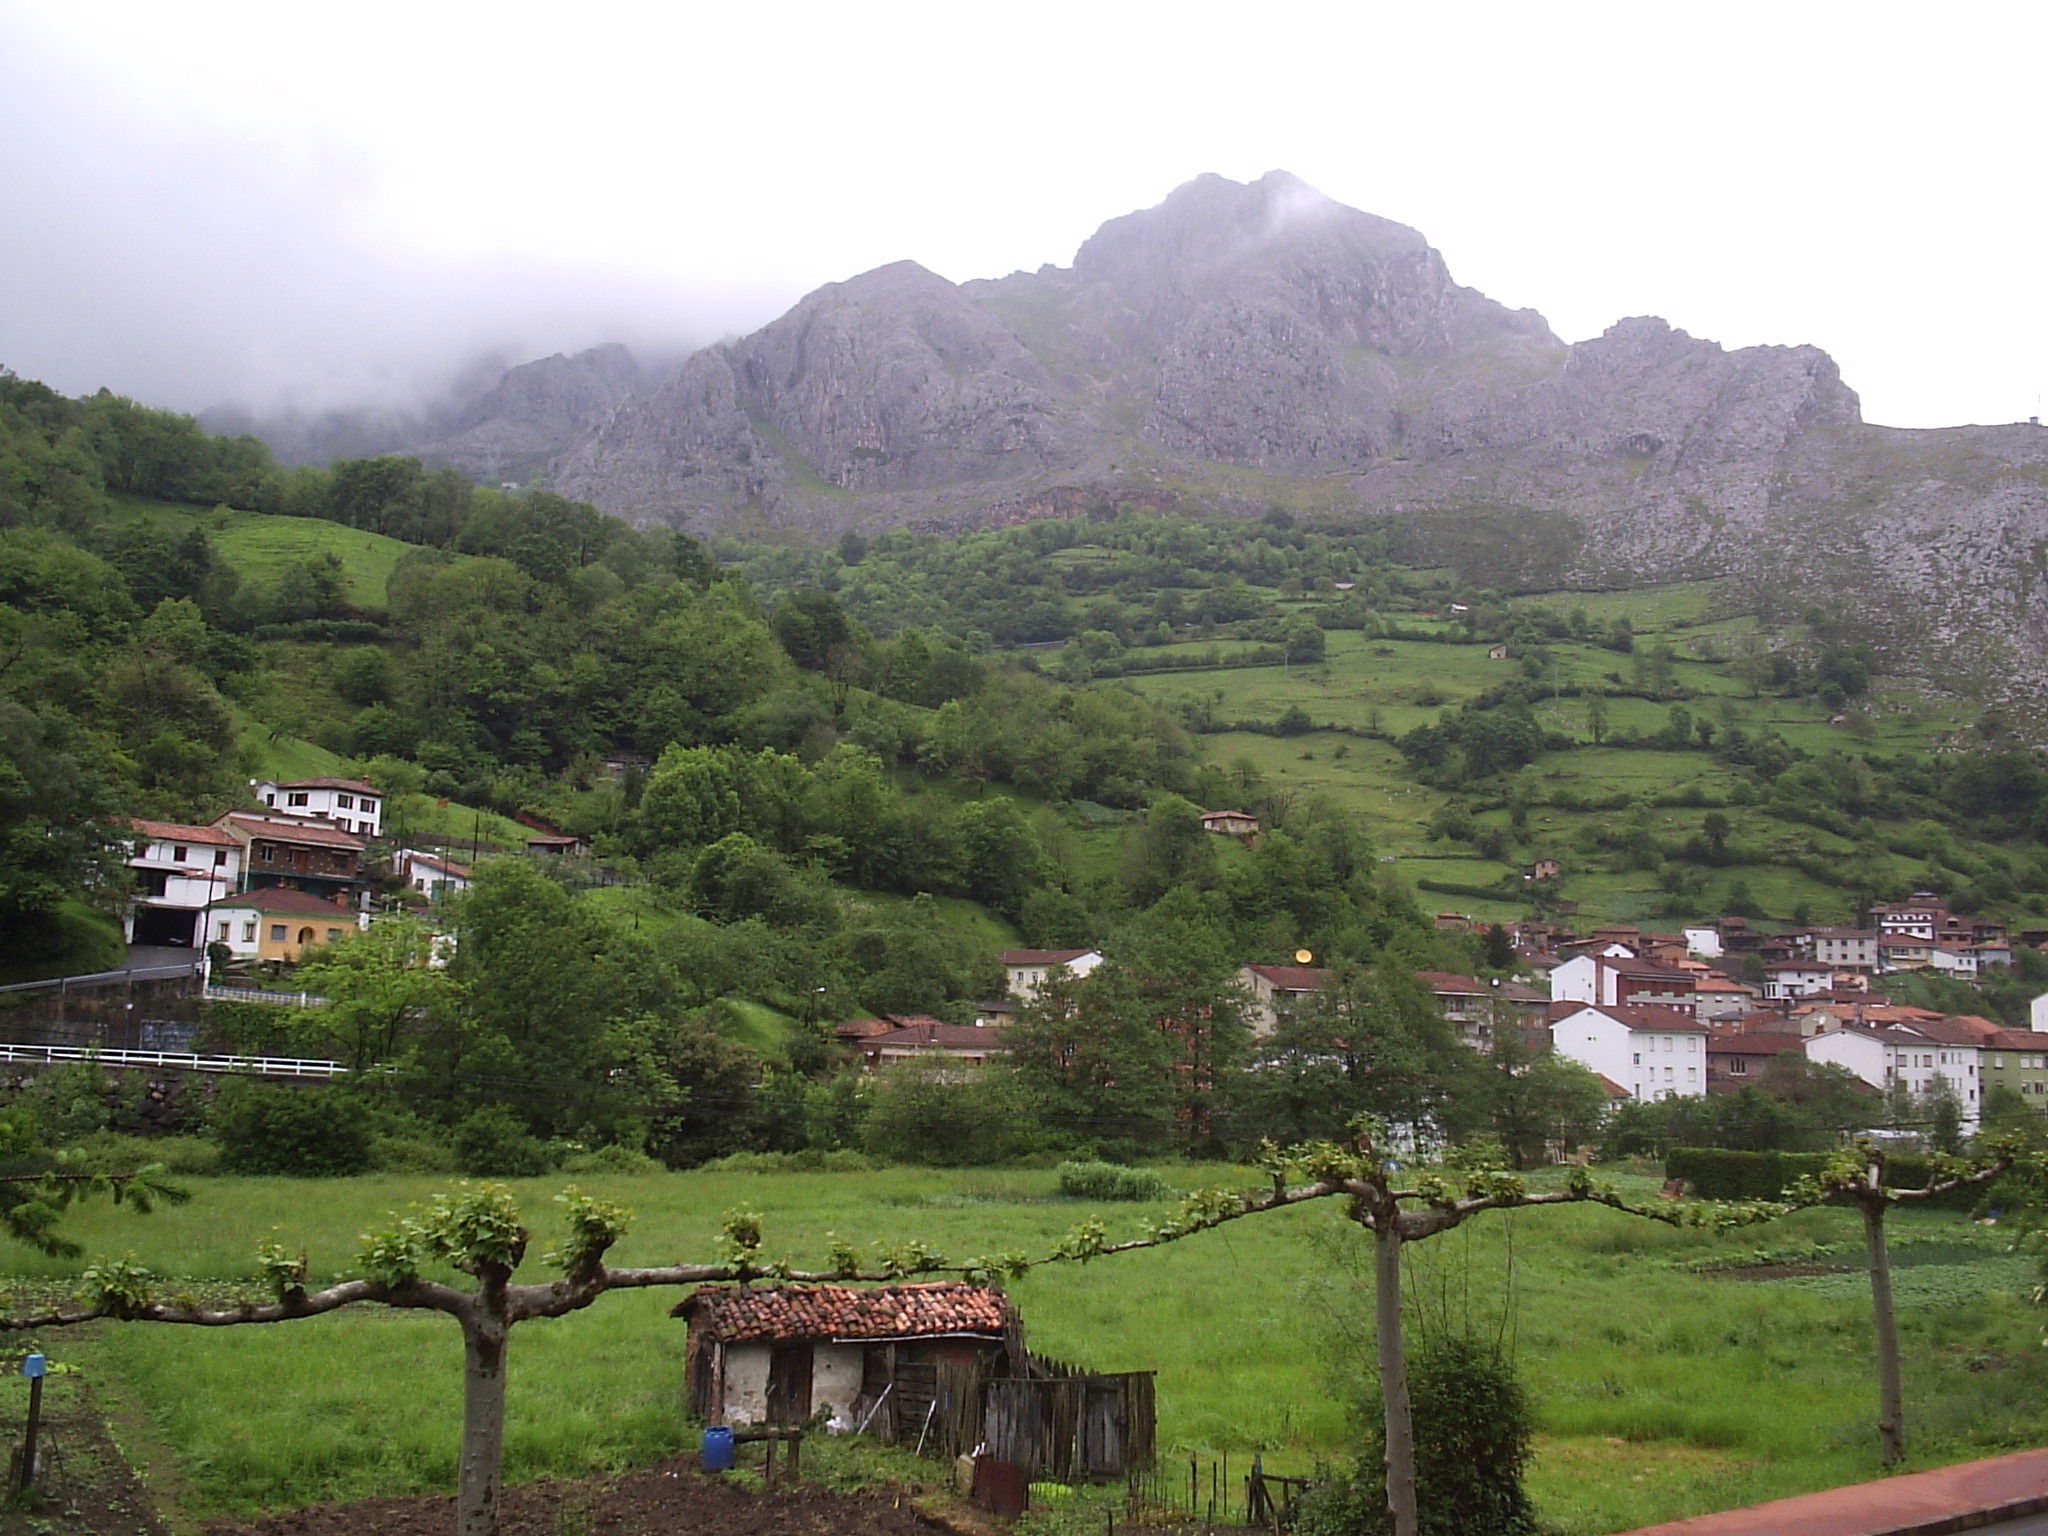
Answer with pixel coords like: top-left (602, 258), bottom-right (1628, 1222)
top-left (202, 983), bottom-right (327, 1009)
top-left (0, 1043), bottom-right (347, 1079)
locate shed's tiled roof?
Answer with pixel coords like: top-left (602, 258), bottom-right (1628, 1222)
top-left (673, 1283), bottom-right (1013, 1341)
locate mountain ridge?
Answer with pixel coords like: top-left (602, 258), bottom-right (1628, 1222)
top-left (228, 172), bottom-right (2048, 709)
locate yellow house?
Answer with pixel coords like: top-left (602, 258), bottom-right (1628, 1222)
top-left (204, 887), bottom-right (361, 965)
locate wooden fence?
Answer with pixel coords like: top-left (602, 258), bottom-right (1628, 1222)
top-left (865, 1352), bottom-right (1156, 1483)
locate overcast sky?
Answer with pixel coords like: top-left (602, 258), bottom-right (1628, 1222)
top-left (4, 1), bottom-right (2043, 427)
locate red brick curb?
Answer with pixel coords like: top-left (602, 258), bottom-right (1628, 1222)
top-left (1618, 1447), bottom-right (2048, 1536)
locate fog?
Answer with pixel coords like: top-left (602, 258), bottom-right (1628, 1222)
top-left (5, 3), bottom-right (2044, 428)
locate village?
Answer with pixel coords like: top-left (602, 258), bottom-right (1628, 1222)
top-left (104, 775), bottom-right (2048, 1150)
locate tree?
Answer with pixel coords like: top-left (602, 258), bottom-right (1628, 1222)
top-left (0, 1106), bottom-right (185, 1255)
top-left (1791, 1140), bottom-right (2033, 1466)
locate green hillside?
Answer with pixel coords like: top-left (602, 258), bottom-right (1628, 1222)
top-left (108, 493), bottom-right (413, 607)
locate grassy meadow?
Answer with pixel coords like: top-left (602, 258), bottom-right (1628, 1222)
top-left (108, 494), bottom-right (415, 608)
top-left (1105, 579), bottom-right (1987, 928)
top-left (8, 1164), bottom-right (2045, 1532)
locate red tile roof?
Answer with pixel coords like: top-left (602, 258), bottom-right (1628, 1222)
top-left (1414, 971), bottom-right (1545, 1002)
top-left (673, 1283), bottom-right (1014, 1342)
top-left (207, 887), bottom-right (357, 917)
top-left (1000, 949), bottom-right (1096, 966)
top-left (217, 813), bottom-right (366, 850)
top-left (1986, 1030), bottom-right (2048, 1051)
top-left (865, 1023), bottom-right (1009, 1050)
top-left (128, 818), bottom-right (241, 847)
top-left (277, 777), bottom-right (379, 794)
top-left (1559, 1003), bottom-right (1710, 1034)
top-left (1906, 1018), bottom-right (1996, 1047)
top-left (834, 1017), bottom-right (897, 1040)
top-left (1244, 964), bottom-right (1328, 991)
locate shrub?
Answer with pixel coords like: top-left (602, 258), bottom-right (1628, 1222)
top-left (1056, 1161), bottom-right (1172, 1201)
top-left (451, 1105), bottom-right (555, 1177)
top-left (698, 1148), bottom-right (876, 1174)
top-left (369, 1132), bottom-right (458, 1174)
top-left (860, 1063), bottom-right (1054, 1167)
top-left (1297, 1331), bottom-right (1537, 1536)
top-left (560, 1144), bottom-right (666, 1177)
top-left (58, 1132), bottom-right (221, 1177)
top-left (1666, 1147), bottom-right (1978, 1209)
top-left (212, 1083), bottom-right (374, 1177)
top-left (13, 1062), bottom-right (112, 1143)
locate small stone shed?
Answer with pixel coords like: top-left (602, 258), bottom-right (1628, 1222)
top-left (675, 1282), bottom-right (1021, 1431)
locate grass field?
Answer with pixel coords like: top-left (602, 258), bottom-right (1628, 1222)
top-left (12, 1164), bottom-right (2046, 1532)
top-left (1099, 574), bottom-right (2006, 927)
top-left (108, 494), bottom-right (415, 608)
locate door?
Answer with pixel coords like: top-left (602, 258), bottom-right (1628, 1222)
top-left (767, 1342), bottom-right (812, 1424)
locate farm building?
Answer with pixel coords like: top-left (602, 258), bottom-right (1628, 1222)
top-left (676, 1282), bottom-right (1020, 1431)
top-left (674, 1282), bottom-right (1158, 1481)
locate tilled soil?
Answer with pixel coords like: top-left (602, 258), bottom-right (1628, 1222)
top-left (200, 1458), bottom-right (954, 1536)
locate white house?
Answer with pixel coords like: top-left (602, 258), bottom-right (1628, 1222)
top-left (1806, 1024), bottom-right (1980, 1130)
top-left (1549, 1004), bottom-right (1709, 1101)
top-left (1550, 954), bottom-right (1697, 1015)
top-left (1682, 926), bottom-right (1724, 959)
top-left (999, 948), bottom-right (1103, 1002)
top-left (123, 819), bottom-right (244, 947)
top-left (2033, 991), bottom-right (2048, 1032)
top-left (395, 848), bottom-right (471, 900)
top-left (1762, 961), bottom-right (1834, 1001)
top-left (1928, 946), bottom-right (1978, 979)
top-left (250, 777), bottom-right (384, 838)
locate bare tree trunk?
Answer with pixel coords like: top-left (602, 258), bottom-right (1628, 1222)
top-left (1374, 1220), bottom-right (1418, 1536)
top-left (459, 1308), bottom-right (510, 1536)
top-left (1861, 1197), bottom-right (1905, 1468)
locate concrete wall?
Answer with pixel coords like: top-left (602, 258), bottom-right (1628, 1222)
top-left (724, 1344), bottom-right (771, 1425)
top-left (813, 1343), bottom-right (864, 1430)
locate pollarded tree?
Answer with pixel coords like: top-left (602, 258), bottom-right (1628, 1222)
top-left (1788, 1138), bottom-right (2036, 1467)
top-left (0, 1140), bottom-right (1774, 1536)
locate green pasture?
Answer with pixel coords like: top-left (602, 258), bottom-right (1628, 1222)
top-left (12, 1166), bottom-right (2046, 1533)
top-left (1507, 579), bottom-right (1743, 634)
top-left (108, 494), bottom-right (414, 607)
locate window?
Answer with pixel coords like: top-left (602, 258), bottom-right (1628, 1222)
top-left (326, 928), bottom-right (342, 942)
top-left (173, 845), bottom-right (187, 863)
top-left (1730, 1059), bottom-right (1748, 1075)
top-left (242, 921), bottom-right (256, 942)
top-left (337, 794), bottom-right (354, 810)
top-left (213, 849), bottom-right (228, 867)
top-left (287, 792), bottom-right (309, 807)
top-left (1664, 1066), bottom-right (1674, 1081)
top-left (268, 924), bottom-right (286, 942)
top-left (1687, 1067), bottom-right (1697, 1081)
top-left (361, 799), bottom-right (377, 815)
top-left (215, 921), bottom-right (229, 941)
top-left (1632, 1052), bottom-right (1641, 1065)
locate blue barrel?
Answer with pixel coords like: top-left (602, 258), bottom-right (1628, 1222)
top-left (701, 1425), bottom-right (734, 1473)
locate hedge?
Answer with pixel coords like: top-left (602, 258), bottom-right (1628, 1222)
top-left (1666, 1147), bottom-right (1980, 1209)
